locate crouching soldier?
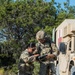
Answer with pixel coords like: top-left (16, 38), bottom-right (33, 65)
top-left (18, 42), bottom-right (39, 75)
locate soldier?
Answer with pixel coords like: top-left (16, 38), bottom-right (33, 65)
top-left (18, 42), bottom-right (39, 75)
top-left (36, 30), bottom-right (58, 75)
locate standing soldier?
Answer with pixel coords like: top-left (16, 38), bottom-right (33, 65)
top-left (36, 30), bottom-right (58, 75)
top-left (18, 42), bottom-right (39, 75)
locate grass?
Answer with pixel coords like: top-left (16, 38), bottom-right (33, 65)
top-left (0, 68), bottom-right (4, 75)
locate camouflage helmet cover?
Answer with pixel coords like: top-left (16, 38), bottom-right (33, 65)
top-left (36, 30), bottom-right (46, 40)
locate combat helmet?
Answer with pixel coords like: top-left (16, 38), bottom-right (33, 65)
top-left (36, 30), bottom-right (46, 41)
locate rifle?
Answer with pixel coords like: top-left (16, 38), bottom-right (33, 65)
top-left (36, 54), bottom-right (57, 61)
top-left (36, 54), bottom-right (47, 61)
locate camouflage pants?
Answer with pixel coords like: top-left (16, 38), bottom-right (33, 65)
top-left (18, 71), bottom-right (32, 75)
top-left (18, 64), bottom-right (32, 75)
top-left (39, 62), bottom-right (56, 75)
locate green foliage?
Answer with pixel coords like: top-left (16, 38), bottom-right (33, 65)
top-left (33, 62), bottom-right (40, 75)
top-left (11, 64), bottom-right (18, 74)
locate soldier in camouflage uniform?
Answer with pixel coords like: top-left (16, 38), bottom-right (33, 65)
top-left (36, 30), bottom-right (58, 75)
top-left (18, 42), bottom-right (39, 75)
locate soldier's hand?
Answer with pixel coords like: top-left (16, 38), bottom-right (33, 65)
top-left (33, 54), bottom-right (39, 57)
top-left (32, 54), bottom-right (39, 61)
top-left (46, 54), bottom-right (55, 59)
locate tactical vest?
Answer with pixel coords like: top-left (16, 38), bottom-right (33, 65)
top-left (40, 42), bottom-right (52, 56)
top-left (37, 41), bottom-right (53, 64)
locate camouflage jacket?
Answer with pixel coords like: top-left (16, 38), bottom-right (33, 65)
top-left (36, 40), bottom-right (58, 63)
top-left (19, 49), bottom-right (35, 74)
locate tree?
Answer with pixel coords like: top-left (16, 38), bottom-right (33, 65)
top-left (0, 0), bottom-right (57, 71)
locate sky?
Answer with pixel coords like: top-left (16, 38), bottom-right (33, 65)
top-left (46, 0), bottom-right (75, 8)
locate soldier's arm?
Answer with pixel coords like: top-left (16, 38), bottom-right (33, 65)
top-left (51, 43), bottom-right (59, 56)
top-left (46, 43), bottom-right (59, 59)
top-left (20, 52), bottom-right (29, 63)
top-left (27, 54), bottom-right (39, 62)
top-left (20, 52), bottom-right (39, 63)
